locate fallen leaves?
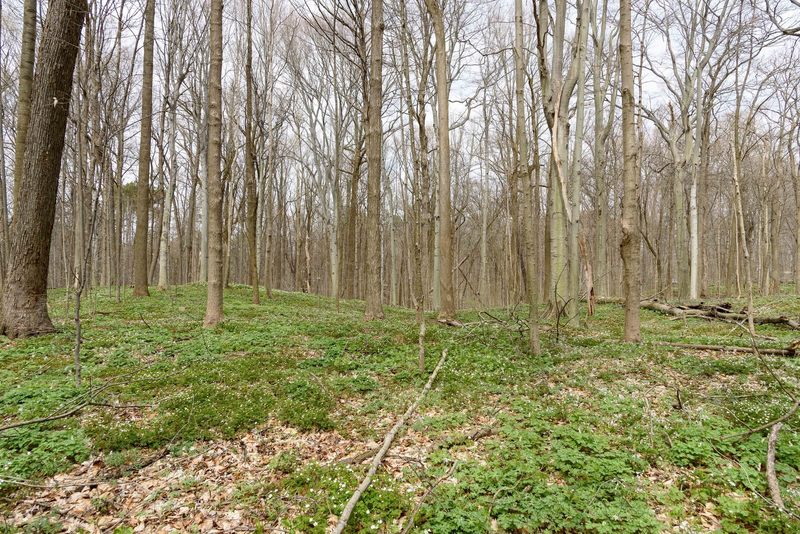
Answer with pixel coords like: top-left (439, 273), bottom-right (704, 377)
top-left (7, 413), bottom-right (451, 532)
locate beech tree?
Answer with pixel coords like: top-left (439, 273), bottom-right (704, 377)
top-left (619, 0), bottom-right (639, 341)
top-left (133, 0), bottom-right (156, 297)
top-left (364, 0), bottom-right (385, 320)
top-left (204, 0), bottom-right (224, 326)
top-left (424, 0), bottom-right (456, 323)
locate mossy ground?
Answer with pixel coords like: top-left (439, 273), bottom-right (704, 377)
top-left (1, 285), bottom-right (798, 532)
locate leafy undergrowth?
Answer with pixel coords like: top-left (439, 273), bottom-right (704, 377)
top-left (1, 285), bottom-right (799, 532)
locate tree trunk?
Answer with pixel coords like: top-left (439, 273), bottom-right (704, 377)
top-left (424, 0), bottom-right (455, 322)
top-left (479, 92), bottom-right (490, 305)
top-left (133, 0), bottom-right (155, 297)
top-left (689, 75), bottom-right (703, 300)
top-left (0, 0), bottom-right (87, 338)
top-left (516, 0), bottom-right (540, 354)
top-left (364, 0), bottom-right (385, 320)
top-left (204, 0), bottom-right (224, 326)
top-left (793, 147), bottom-right (800, 295)
top-left (592, 0), bottom-right (614, 299)
top-left (0, 25), bottom-right (8, 290)
top-left (343, 124), bottom-right (364, 300)
top-left (619, 0), bottom-right (640, 342)
top-left (566, 38), bottom-right (587, 326)
top-left (245, 0), bottom-right (259, 304)
top-left (12, 0), bottom-right (37, 209)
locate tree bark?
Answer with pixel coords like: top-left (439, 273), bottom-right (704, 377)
top-left (0, 0), bottom-right (87, 338)
top-left (424, 0), bottom-right (455, 322)
top-left (12, 0), bottom-right (37, 209)
top-left (245, 0), bottom-right (260, 304)
top-left (515, 0), bottom-right (540, 354)
top-left (133, 0), bottom-right (156, 297)
top-left (793, 145), bottom-right (800, 295)
top-left (619, 0), bottom-right (641, 342)
top-left (364, 0), bottom-right (385, 320)
top-left (204, 0), bottom-right (224, 326)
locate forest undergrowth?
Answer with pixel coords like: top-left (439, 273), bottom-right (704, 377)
top-left (1, 285), bottom-right (799, 532)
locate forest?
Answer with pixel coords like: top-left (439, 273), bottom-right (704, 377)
top-left (0, 0), bottom-right (799, 531)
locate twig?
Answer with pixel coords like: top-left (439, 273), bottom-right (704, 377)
top-left (766, 422), bottom-right (785, 511)
top-left (400, 461), bottom-right (458, 534)
top-left (333, 348), bottom-right (449, 534)
top-left (724, 401), bottom-right (799, 440)
top-left (88, 401), bottom-right (154, 409)
top-left (139, 312), bottom-right (153, 330)
top-left (0, 380), bottom-right (117, 433)
top-left (0, 402), bottom-right (89, 432)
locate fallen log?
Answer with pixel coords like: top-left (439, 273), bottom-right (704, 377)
top-left (333, 348), bottom-right (449, 534)
top-left (653, 341), bottom-right (797, 356)
top-left (642, 299), bottom-right (800, 330)
top-left (767, 423), bottom-right (785, 511)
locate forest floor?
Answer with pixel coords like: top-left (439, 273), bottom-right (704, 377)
top-left (1, 285), bottom-right (799, 533)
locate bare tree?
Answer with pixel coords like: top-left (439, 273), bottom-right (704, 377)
top-left (766, 0), bottom-right (800, 36)
top-left (619, 0), bottom-right (640, 341)
top-left (245, 0), bottom-right (260, 304)
top-left (204, 0), bottom-right (224, 326)
top-left (365, 0), bottom-right (385, 320)
top-left (133, 0), bottom-right (156, 297)
top-left (424, 0), bottom-right (456, 322)
top-left (515, 0), bottom-right (539, 353)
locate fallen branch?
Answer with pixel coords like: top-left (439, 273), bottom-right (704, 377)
top-left (724, 401), bottom-right (799, 440)
top-left (0, 402), bottom-right (89, 433)
top-left (342, 419), bottom-right (497, 465)
top-left (333, 348), bottom-right (449, 534)
top-left (642, 300), bottom-right (800, 330)
top-left (0, 381), bottom-right (117, 433)
top-left (766, 422), bottom-right (785, 511)
top-left (340, 447), bottom-right (379, 465)
top-left (653, 341), bottom-right (796, 357)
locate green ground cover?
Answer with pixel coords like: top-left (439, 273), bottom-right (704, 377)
top-left (1, 285), bottom-right (798, 532)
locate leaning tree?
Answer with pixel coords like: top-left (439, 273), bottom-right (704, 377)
top-left (0, 0), bottom-right (88, 338)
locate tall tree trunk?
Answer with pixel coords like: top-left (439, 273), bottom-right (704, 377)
top-left (592, 0), bottom-right (614, 299)
top-left (204, 0), bottom-right (224, 326)
top-left (424, 0), bottom-right (455, 322)
top-left (133, 0), bottom-right (155, 297)
top-left (672, 143), bottom-right (690, 299)
top-left (343, 125), bottom-right (364, 299)
top-left (619, 0), bottom-right (640, 342)
top-left (566, 41), bottom-right (587, 326)
top-left (74, 94), bottom-right (87, 293)
top-left (12, 0), bottom-right (37, 210)
top-left (479, 91), bottom-right (490, 305)
top-left (0, 0), bottom-right (87, 338)
top-left (245, 0), bottom-right (259, 304)
top-left (157, 107), bottom-right (178, 290)
top-left (158, 23), bottom-right (180, 291)
top-left (516, 0), bottom-right (540, 354)
top-left (365, 0), bottom-right (385, 320)
top-left (793, 147), bottom-right (800, 295)
top-left (0, 0), bottom-right (10, 289)
top-left (689, 75), bottom-right (703, 300)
